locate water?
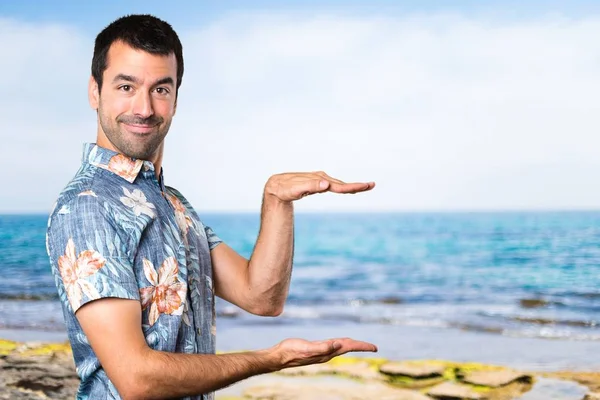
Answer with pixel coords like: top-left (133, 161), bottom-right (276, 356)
top-left (1, 211), bottom-right (600, 344)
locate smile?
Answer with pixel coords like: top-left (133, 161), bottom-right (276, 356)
top-left (122, 123), bottom-right (158, 134)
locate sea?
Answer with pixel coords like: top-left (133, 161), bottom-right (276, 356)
top-left (1, 211), bottom-right (600, 370)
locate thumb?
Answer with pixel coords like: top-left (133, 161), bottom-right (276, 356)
top-left (316, 180), bottom-right (330, 192)
top-left (294, 179), bottom-right (330, 199)
top-left (319, 340), bottom-right (341, 355)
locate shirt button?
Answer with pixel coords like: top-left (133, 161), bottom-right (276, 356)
top-left (197, 328), bottom-right (202, 335)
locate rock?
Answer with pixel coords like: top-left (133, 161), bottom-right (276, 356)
top-left (0, 340), bottom-right (18, 355)
top-left (244, 384), bottom-right (303, 400)
top-left (329, 362), bottom-right (383, 380)
top-left (461, 370), bottom-right (532, 387)
top-left (427, 381), bottom-right (485, 400)
top-left (543, 371), bottom-right (600, 393)
top-left (584, 393), bottom-right (600, 400)
top-left (3, 354), bottom-right (53, 366)
top-left (519, 298), bottom-right (551, 308)
top-left (279, 362), bottom-right (382, 381)
top-left (278, 364), bottom-right (332, 376)
top-left (379, 296), bottom-right (403, 304)
top-left (354, 383), bottom-right (433, 400)
top-left (0, 353), bottom-right (78, 400)
top-left (243, 382), bottom-right (433, 400)
top-left (515, 378), bottom-right (589, 400)
top-left (380, 361), bottom-right (445, 378)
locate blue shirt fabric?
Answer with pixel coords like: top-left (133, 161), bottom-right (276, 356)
top-left (46, 143), bottom-right (222, 400)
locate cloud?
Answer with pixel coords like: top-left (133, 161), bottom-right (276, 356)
top-left (2, 12), bottom-right (600, 212)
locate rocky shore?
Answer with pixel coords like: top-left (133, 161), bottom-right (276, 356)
top-left (0, 339), bottom-right (77, 399)
top-left (1, 338), bottom-right (598, 400)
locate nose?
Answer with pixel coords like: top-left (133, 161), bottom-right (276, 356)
top-left (131, 91), bottom-right (154, 119)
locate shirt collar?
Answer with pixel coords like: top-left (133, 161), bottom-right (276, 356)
top-left (82, 143), bottom-right (156, 184)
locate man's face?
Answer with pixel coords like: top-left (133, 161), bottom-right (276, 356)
top-left (90, 41), bottom-right (178, 160)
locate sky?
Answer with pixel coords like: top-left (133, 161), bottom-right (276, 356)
top-left (2, 1), bottom-right (600, 213)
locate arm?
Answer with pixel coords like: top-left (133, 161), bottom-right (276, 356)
top-left (212, 194), bottom-right (294, 316)
top-left (76, 298), bottom-right (377, 399)
top-left (212, 172), bottom-right (375, 316)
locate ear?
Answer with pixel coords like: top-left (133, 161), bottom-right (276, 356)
top-left (88, 76), bottom-right (100, 110)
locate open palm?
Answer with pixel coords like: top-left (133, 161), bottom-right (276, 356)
top-left (273, 337), bottom-right (378, 369)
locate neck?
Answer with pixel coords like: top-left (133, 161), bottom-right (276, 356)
top-left (96, 131), bottom-right (164, 180)
top-left (151, 146), bottom-right (164, 180)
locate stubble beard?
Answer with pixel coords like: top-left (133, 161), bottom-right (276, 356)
top-left (97, 102), bottom-right (171, 161)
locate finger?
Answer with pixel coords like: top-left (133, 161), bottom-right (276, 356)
top-left (327, 182), bottom-right (374, 194)
top-left (306, 339), bottom-right (338, 356)
top-left (315, 172), bottom-right (376, 192)
top-left (314, 171), bottom-right (346, 185)
top-left (331, 338), bottom-right (378, 353)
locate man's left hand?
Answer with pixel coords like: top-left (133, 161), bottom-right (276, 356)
top-left (264, 171), bottom-right (375, 203)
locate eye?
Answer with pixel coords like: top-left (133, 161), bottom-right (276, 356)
top-left (119, 85), bottom-right (132, 92)
top-left (155, 87), bottom-right (170, 95)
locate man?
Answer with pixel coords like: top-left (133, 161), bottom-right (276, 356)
top-left (46, 14), bottom-right (376, 400)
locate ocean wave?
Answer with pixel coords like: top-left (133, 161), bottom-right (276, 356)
top-left (516, 296), bottom-right (600, 315)
top-left (534, 290), bottom-right (600, 300)
top-left (346, 296), bottom-right (404, 306)
top-left (508, 316), bottom-right (598, 328)
top-left (503, 329), bottom-right (600, 341)
top-left (449, 322), bottom-right (504, 334)
top-left (478, 310), bottom-right (600, 327)
top-left (273, 306), bottom-right (600, 341)
top-left (560, 291), bottom-right (600, 300)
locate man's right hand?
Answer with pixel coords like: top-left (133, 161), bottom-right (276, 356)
top-left (267, 337), bottom-right (378, 370)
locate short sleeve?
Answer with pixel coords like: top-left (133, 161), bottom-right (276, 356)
top-left (46, 196), bottom-right (139, 314)
top-left (204, 225), bottom-right (222, 251)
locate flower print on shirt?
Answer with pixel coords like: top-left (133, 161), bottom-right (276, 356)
top-left (167, 193), bottom-right (194, 240)
top-left (182, 300), bottom-right (192, 326)
top-left (139, 257), bottom-right (187, 326)
top-left (106, 154), bottom-right (143, 182)
top-left (58, 239), bottom-right (106, 311)
top-left (57, 205), bottom-right (70, 215)
top-left (78, 190), bottom-right (97, 197)
top-left (120, 187), bottom-right (156, 218)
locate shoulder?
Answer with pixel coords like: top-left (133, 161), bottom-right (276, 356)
top-left (163, 186), bottom-right (221, 245)
top-left (51, 162), bottom-right (131, 216)
top-left (47, 188), bottom-right (119, 237)
top-left (164, 185), bottom-right (199, 218)
top-left (46, 182), bottom-right (142, 264)
top-left (164, 185), bottom-right (192, 206)
top-left (51, 164), bottom-right (97, 211)
top-left (47, 168), bottom-right (139, 238)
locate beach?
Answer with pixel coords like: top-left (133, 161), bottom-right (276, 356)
top-left (0, 335), bottom-right (598, 400)
top-left (1, 318), bottom-right (600, 399)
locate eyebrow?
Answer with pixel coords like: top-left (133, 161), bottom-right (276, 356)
top-left (112, 74), bottom-right (175, 87)
top-left (112, 74), bottom-right (140, 84)
top-left (154, 77), bottom-right (174, 87)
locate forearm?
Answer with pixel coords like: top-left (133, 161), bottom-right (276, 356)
top-left (132, 349), bottom-right (278, 399)
top-left (247, 193), bottom-right (294, 313)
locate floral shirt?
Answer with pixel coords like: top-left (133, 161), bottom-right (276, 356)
top-left (46, 143), bottom-right (222, 400)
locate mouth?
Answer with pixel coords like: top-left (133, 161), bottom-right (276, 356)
top-left (122, 123), bottom-right (158, 134)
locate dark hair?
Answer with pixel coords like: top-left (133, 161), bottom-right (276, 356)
top-left (92, 14), bottom-right (184, 94)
